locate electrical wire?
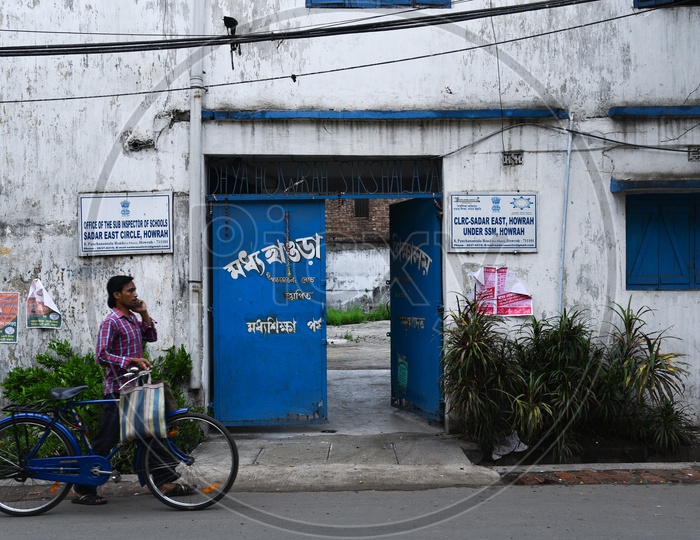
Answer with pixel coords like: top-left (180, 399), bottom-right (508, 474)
top-left (0, 3), bottom-right (662, 105)
top-left (0, 0), bottom-right (481, 39)
top-left (440, 122), bottom-right (695, 159)
top-left (0, 0), bottom-right (602, 57)
top-left (0, 3), bottom-right (690, 158)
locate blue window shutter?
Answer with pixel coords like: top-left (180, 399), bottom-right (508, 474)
top-left (627, 194), bottom-right (696, 290)
top-left (627, 199), bottom-right (660, 288)
top-left (658, 203), bottom-right (691, 288)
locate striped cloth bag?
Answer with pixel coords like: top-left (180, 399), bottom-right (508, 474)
top-left (119, 376), bottom-right (167, 442)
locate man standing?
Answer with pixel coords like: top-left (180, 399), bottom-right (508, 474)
top-left (72, 275), bottom-right (187, 505)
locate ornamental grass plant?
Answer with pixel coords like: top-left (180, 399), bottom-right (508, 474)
top-left (440, 295), bottom-right (521, 453)
top-left (442, 296), bottom-right (695, 462)
top-left (592, 299), bottom-right (693, 451)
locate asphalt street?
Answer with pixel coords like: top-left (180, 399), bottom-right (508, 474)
top-left (5, 485), bottom-right (700, 539)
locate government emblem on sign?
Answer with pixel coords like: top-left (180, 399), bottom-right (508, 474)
top-left (511, 196), bottom-right (533, 210)
top-left (491, 196), bottom-right (501, 212)
top-left (121, 199), bottom-right (131, 216)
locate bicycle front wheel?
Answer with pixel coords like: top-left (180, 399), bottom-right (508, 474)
top-left (0, 417), bottom-right (75, 516)
top-left (140, 412), bottom-right (238, 511)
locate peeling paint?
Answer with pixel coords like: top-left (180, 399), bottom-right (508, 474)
top-left (1, 1), bottom-right (699, 421)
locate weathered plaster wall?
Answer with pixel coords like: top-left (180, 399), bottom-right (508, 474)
top-left (0, 1), bottom-right (192, 382)
top-left (200, 2), bottom-right (700, 420)
top-left (1, 1), bottom-right (699, 420)
top-left (202, 2), bottom-right (699, 115)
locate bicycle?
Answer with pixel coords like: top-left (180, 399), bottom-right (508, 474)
top-left (0, 369), bottom-right (239, 516)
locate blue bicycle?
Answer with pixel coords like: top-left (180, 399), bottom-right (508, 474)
top-left (0, 370), bottom-right (238, 516)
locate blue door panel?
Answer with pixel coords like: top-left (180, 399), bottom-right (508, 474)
top-left (389, 198), bottom-right (443, 421)
top-left (211, 201), bottom-right (327, 426)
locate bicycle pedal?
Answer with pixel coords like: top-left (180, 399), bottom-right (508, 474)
top-left (110, 472), bottom-right (122, 483)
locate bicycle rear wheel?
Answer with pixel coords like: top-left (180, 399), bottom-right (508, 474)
top-left (0, 417), bottom-right (75, 516)
top-left (140, 412), bottom-right (238, 511)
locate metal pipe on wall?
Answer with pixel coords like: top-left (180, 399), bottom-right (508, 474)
top-left (558, 113), bottom-right (575, 313)
top-left (188, 3), bottom-right (206, 391)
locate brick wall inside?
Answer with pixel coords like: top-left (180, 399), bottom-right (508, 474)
top-left (325, 198), bottom-right (400, 244)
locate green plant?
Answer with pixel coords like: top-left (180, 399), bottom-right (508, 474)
top-left (441, 295), bottom-right (519, 453)
top-left (510, 310), bottom-right (601, 460)
top-left (442, 295), bottom-right (695, 462)
top-left (595, 298), bottom-right (691, 450)
top-left (1, 340), bottom-right (195, 471)
top-left (1, 340), bottom-right (105, 446)
top-left (152, 344), bottom-right (193, 410)
top-left (605, 299), bottom-right (688, 407)
top-left (326, 303), bottom-right (390, 326)
top-left (511, 372), bottom-right (554, 445)
top-left (366, 302), bottom-right (390, 321)
top-left (638, 399), bottom-right (695, 451)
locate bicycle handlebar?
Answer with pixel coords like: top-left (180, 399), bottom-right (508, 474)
top-left (117, 367), bottom-right (153, 391)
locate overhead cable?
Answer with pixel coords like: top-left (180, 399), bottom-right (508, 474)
top-left (0, 0), bottom-right (601, 57)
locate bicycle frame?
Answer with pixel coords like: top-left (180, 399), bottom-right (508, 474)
top-left (0, 397), bottom-right (188, 488)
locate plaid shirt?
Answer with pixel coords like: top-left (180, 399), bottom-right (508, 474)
top-left (96, 308), bottom-right (157, 395)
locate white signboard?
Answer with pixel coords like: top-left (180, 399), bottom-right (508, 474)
top-left (79, 192), bottom-right (173, 256)
top-left (450, 193), bottom-right (537, 252)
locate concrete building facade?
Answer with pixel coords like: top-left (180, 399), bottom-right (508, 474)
top-left (1, 1), bottom-right (699, 421)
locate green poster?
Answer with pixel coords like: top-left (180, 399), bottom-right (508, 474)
top-left (0, 292), bottom-right (19, 344)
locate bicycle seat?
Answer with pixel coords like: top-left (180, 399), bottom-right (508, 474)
top-left (49, 386), bottom-right (90, 400)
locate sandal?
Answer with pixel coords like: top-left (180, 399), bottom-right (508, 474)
top-left (72, 493), bottom-right (108, 505)
top-left (161, 483), bottom-right (197, 497)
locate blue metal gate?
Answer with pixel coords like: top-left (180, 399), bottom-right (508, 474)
top-left (211, 200), bottom-right (327, 426)
top-left (389, 198), bottom-right (444, 421)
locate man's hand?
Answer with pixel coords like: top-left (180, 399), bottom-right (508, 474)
top-left (129, 357), bottom-right (152, 370)
top-left (131, 299), bottom-right (153, 326)
top-left (132, 299), bottom-right (148, 314)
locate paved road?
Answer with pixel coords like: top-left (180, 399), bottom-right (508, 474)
top-left (5, 485), bottom-right (699, 539)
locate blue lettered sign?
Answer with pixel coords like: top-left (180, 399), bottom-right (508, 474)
top-left (450, 193), bottom-right (537, 252)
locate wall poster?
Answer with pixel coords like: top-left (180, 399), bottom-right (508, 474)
top-left (26, 279), bottom-right (62, 329)
top-left (468, 266), bottom-right (533, 316)
top-left (0, 292), bottom-right (20, 343)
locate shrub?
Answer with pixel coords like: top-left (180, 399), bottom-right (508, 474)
top-left (638, 399), bottom-right (695, 451)
top-left (151, 344), bottom-right (193, 410)
top-left (594, 299), bottom-right (690, 450)
top-left (442, 297), bottom-right (695, 461)
top-left (441, 295), bottom-right (520, 453)
top-left (510, 310), bottom-right (603, 460)
top-left (1, 340), bottom-right (105, 452)
top-left (1, 339), bottom-right (194, 470)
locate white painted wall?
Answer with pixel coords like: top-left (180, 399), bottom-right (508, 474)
top-left (0, 2), bottom-right (193, 381)
top-left (327, 246), bottom-right (390, 309)
top-left (1, 1), bottom-right (699, 420)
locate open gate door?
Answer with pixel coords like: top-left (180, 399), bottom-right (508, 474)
top-left (389, 198), bottom-right (444, 422)
top-left (211, 200), bottom-right (327, 426)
